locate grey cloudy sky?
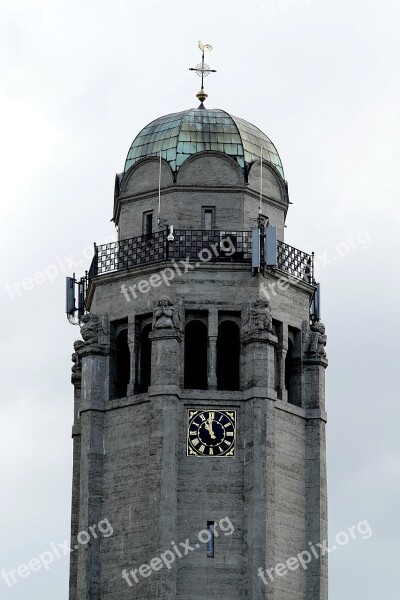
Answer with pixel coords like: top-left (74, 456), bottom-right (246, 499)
top-left (0, 0), bottom-right (399, 598)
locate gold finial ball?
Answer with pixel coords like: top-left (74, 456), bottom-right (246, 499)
top-left (196, 89), bottom-right (208, 103)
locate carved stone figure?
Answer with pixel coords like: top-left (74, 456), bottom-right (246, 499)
top-left (80, 313), bottom-right (102, 344)
top-left (71, 340), bottom-right (84, 384)
top-left (304, 321), bottom-right (327, 357)
top-left (243, 299), bottom-right (273, 334)
top-left (153, 296), bottom-right (182, 331)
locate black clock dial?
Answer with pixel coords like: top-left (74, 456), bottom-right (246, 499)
top-left (187, 409), bottom-right (236, 457)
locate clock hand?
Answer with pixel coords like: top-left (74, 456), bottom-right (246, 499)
top-left (205, 416), bottom-right (216, 439)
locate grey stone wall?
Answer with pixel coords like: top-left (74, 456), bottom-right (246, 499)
top-left (69, 152), bottom-right (327, 600)
top-left (116, 153), bottom-right (287, 241)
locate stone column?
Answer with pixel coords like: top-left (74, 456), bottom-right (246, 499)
top-left (74, 314), bottom-right (109, 600)
top-left (280, 324), bottom-right (289, 402)
top-left (208, 307), bottom-right (218, 390)
top-left (149, 328), bottom-right (182, 392)
top-left (277, 348), bottom-right (287, 401)
top-left (127, 313), bottom-right (136, 396)
top-left (241, 299), bottom-right (278, 396)
top-left (242, 331), bottom-right (278, 396)
top-left (147, 296), bottom-right (182, 599)
top-left (241, 300), bottom-right (278, 600)
top-left (302, 321), bottom-right (328, 600)
top-left (69, 342), bottom-right (83, 600)
top-left (302, 321), bottom-right (328, 411)
top-left (244, 395), bottom-right (276, 600)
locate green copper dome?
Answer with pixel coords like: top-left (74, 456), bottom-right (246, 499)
top-left (124, 108), bottom-right (284, 178)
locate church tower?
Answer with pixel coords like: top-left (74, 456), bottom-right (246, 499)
top-left (67, 48), bottom-right (328, 600)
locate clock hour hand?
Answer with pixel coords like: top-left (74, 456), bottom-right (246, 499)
top-left (205, 416), bottom-right (216, 439)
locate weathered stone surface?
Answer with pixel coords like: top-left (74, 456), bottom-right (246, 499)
top-left (68, 148), bottom-right (328, 600)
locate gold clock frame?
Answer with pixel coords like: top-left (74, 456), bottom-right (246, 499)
top-left (186, 409), bottom-right (237, 457)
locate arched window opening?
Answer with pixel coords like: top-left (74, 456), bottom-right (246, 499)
top-left (137, 323), bottom-right (152, 393)
top-left (115, 329), bottom-right (130, 398)
top-left (184, 320), bottom-right (208, 390)
top-left (217, 321), bottom-right (240, 391)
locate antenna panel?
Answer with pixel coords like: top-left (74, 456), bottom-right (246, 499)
top-left (66, 277), bottom-right (75, 315)
top-left (264, 227), bottom-right (277, 266)
top-left (312, 282), bottom-right (321, 321)
top-left (77, 279), bottom-right (85, 318)
top-left (251, 228), bottom-right (260, 268)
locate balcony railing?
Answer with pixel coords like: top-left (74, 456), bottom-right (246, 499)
top-left (88, 229), bottom-right (314, 284)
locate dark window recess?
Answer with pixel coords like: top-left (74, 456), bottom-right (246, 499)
top-left (207, 521), bottom-right (215, 558)
top-left (144, 212), bottom-right (153, 237)
top-left (217, 321), bottom-right (240, 391)
top-left (111, 329), bottom-right (130, 399)
top-left (274, 346), bottom-right (280, 393)
top-left (285, 340), bottom-right (294, 402)
top-left (137, 323), bottom-right (152, 393)
top-left (285, 328), bottom-right (302, 406)
top-left (184, 320), bottom-right (208, 390)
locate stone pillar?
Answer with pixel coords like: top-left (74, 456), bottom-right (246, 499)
top-left (74, 314), bottom-right (109, 600)
top-left (147, 296), bottom-right (182, 599)
top-left (69, 342), bottom-right (83, 600)
top-left (280, 324), bottom-right (289, 402)
top-left (149, 295), bottom-right (182, 393)
top-left (148, 394), bottom-right (179, 599)
top-left (149, 328), bottom-right (182, 392)
top-left (127, 313), bottom-right (136, 396)
top-left (302, 321), bottom-right (328, 600)
top-left (241, 299), bottom-right (278, 396)
top-left (277, 348), bottom-right (287, 401)
top-left (244, 396), bottom-right (276, 600)
top-left (242, 331), bottom-right (278, 396)
top-left (241, 300), bottom-right (278, 599)
top-left (305, 417), bottom-right (328, 600)
top-left (302, 321), bottom-right (328, 411)
top-left (208, 307), bottom-right (218, 390)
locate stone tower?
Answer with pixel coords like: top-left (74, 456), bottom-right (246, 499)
top-left (68, 106), bottom-right (328, 600)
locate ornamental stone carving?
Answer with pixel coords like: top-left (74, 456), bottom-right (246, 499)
top-left (242, 299), bottom-right (273, 335)
top-left (80, 313), bottom-right (102, 344)
top-left (79, 313), bottom-right (108, 351)
top-left (71, 340), bottom-right (84, 385)
top-left (153, 296), bottom-right (182, 331)
top-left (304, 321), bottom-right (327, 358)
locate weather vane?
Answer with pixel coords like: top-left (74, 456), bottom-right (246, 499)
top-left (189, 41), bottom-right (217, 107)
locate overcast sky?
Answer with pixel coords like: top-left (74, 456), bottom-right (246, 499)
top-left (0, 0), bottom-right (399, 598)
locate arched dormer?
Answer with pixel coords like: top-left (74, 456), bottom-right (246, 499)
top-left (176, 151), bottom-right (245, 188)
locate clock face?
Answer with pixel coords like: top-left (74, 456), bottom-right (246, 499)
top-left (187, 409), bottom-right (236, 457)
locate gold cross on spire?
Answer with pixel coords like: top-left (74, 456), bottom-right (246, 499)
top-left (189, 41), bottom-right (217, 107)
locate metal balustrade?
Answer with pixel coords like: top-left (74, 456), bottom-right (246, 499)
top-left (88, 229), bottom-right (313, 283)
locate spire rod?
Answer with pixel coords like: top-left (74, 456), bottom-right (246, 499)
top-left (189, 41), bottom-right (216, 107)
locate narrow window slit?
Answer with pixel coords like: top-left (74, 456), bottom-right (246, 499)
top-left (207, 521), bottom-right (215, 558)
